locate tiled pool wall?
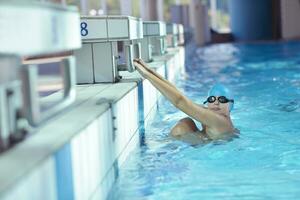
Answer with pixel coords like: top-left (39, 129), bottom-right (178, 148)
top-left (0, 47), bottom-right (185, 200)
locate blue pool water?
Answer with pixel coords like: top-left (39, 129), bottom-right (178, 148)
top-left (108, 42), bottom-right (300, 199)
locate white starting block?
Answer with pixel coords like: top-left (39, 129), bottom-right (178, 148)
top-left (0, 1), bottom-right (81, 151)
top-left (177, 24), bottom-right (185, 46)
top-left (141, 21), bottom-right (167, 62)
top-left (166, 23), bottom-right (179, 48)
top-left (75, 16), bottom-right (143, 83)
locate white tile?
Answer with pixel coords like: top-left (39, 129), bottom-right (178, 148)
top-left (71, 110), bottom-right (115, 200)
top-left (2, 158), bottom-right (57, 200)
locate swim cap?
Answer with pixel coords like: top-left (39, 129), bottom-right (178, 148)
top-left (207, 83), bottom-right (234, 111)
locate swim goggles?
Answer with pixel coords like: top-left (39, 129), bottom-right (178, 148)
top-left (203, 96), bottom-right (234, 104)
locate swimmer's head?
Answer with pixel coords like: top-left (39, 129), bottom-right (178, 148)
top-left (204, 83), bottom-right (234, 115)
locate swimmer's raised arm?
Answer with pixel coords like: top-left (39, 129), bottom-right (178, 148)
top-left (133, 59), bottom-right (232, 132)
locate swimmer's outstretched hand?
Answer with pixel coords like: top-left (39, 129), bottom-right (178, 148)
top-left (133, 58), bottom-right (149, 78)
top-left (134, 58), bottom-right (147, 67)
top-left (133, 58), bottom-right (174, 88)
top-left (134, 58), bottom-right (159, 75)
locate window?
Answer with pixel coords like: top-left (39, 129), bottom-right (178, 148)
top-left (207, 0), bottom-right (230, 33)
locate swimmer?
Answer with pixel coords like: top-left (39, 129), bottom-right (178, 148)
top-left (133, 58), bottom-right (237, 144)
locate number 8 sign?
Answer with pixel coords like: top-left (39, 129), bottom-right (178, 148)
top-left (80, 22), bottom-right (88, 36)
top-left (79, 18), bottom-right (107, 40)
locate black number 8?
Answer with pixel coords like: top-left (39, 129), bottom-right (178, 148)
top-left (81, 22), bottom-right (88, 36)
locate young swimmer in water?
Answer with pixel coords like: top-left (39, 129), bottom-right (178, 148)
top-left (133, 58), bottom-right (237, 144)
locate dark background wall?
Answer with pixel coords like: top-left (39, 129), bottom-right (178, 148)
top-left (229, 0), bottom-right (274, 41)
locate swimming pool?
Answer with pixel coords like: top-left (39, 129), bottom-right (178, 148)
top-left (108, 41), bottom-right (300, 199)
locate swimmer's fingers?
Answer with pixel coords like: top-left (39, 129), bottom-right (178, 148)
top-left (134, 59), bottom-right (168, 85)
top-left (133, 59), bottom-right (155, 74)
top-left (133, 58), bottom-right (142, 62)
top-left (133, 58), bottom-right (148, 68)
top-left (136, 61), bottom-right (164, 80)
top-left (133, 59), bottom-right (144, 70)
top-left (133, 59), bottom-right (143, 70)
top-left (133, 59), bottom-right (149, 75)
top-left (133, 58), bottom-right (143, 65)
top-left (134, 58), bottom-right (172, 87)
top-left (133, 61), bottom-right (148, 77)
